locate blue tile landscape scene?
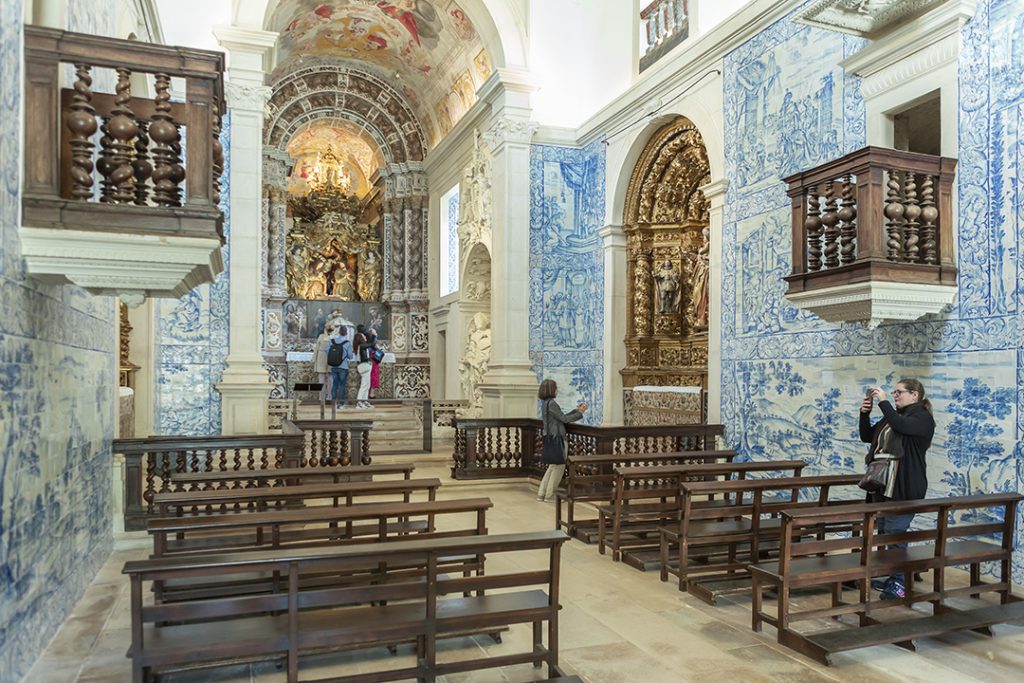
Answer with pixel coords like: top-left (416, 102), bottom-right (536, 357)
top-left (529, 141), bottom-right (606, 424)
top-left (719, 0), bottom-right (1024, 582)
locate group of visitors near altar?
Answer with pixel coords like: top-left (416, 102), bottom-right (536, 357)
top-left (535, 375), bottom-right (935, 601)
top-left (312, 322), bottom-right (385, 409)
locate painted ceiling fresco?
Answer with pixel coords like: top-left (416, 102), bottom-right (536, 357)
top-left (268, 1), bottom-right (494, 144)
top-left (286, 119), bottom-right (383, 196)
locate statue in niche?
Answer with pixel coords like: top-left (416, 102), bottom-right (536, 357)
top-left (653, 260), bottom-right (681, 314)
top-left (332, 258), bottom-right (358, 300)
top-left (460, 312), bottom-right (491, 413)
top-left (688, 226), bottom-right (710, 330)
top-left (358, 249), bottom-right (382, 301)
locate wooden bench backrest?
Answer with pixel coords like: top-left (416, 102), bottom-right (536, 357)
top-left (170, 462), bottom-right (415, 485)
top-left (125, 531), bottom-right (569, 628)
top-left (611, 459), bottom-right (808, 506)
top-left (680, 474), bottom-right (862, 523)
top-left (778, 492), bottom-right (1023, 566)
top-left (565, 450), bottom-right (737, 493)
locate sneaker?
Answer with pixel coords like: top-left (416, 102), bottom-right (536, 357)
top-left (543, 498), bottom-right (554, 503)
top-left (879, 578), bottom-right (906, 600)
top-left (536, 497), bottom-right (545, 502)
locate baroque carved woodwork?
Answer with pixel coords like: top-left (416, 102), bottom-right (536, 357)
top-left (622, 117), bottom-right (711, 390)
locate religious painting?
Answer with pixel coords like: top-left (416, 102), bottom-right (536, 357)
top-left (283, 300), bottom-right (306, 337)
top-left (445, 2), bottom-right (476, 41)
top-left (306, 301), bottom-right (331, 338)
top-left (267, 0), bottom-right (492, 144)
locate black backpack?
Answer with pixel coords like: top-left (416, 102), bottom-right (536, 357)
top-left (327, 339), bottom-right (349, 367)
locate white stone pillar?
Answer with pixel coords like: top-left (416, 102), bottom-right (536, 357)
top-left (213, 25), bottom-right (277, 435)
top-left (599, 224), bottom-right (627, 425)
top-left (477, 74), bottom-right (538, 418)
top-left (701, 179), bottom-right (728, 424)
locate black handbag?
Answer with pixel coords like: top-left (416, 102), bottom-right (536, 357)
top-left (540, 400), bottom-right (565, 465)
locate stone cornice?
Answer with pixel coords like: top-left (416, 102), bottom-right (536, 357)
top-left (224, 81), bottom-right (271, 111)
top-left (483, 116), bottom-right (539, 151)
top-left (700, 179), bottom-right (730, 207)
top-left (212, 25), bottom-right (278, 52)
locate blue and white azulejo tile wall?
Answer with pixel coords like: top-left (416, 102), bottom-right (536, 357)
top-left (153, 115), bottom-right (232, 436)
top-left (720, 0), bottom-right (1024, 581)
top-left (0, 2), bottom-right (118, 680)
top-left (529, 141), bottom-right (606, 424)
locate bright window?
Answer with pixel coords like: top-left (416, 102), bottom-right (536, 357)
top-left (440, 184), bottom-right (461, 297)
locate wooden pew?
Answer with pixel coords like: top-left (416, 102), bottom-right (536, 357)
top-left (598, 459), bottom-right (808, 566)
top-left (749, 493), bottom-right (1024, 666)
top-left (148, 498), bottom-right (493, 604)
top-left (124, 530), bottom-right (571, 683)
top-left (169, 462), bottom-right (415, 489)
top-left (152, 477), bottom-right (442, 516)
top-left (662, 474), bottom-right (863, 603)
top-left (556, 450), bottom-right (737, 540)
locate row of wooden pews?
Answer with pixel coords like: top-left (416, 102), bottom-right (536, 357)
top-left (123, 453), bottom-right (573, 682)
top-left (555, 440), bottom-right (1024, 666)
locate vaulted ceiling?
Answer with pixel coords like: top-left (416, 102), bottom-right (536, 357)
top-left (266, 1), bottom-right (494, 146)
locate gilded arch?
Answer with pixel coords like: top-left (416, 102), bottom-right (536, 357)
top-left (621, 117), bottom-right (711, 390)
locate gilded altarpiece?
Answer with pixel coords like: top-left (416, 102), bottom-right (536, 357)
top-left (623, 118), bottom-right (711, 389)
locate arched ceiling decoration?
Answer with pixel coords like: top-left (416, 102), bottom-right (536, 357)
top-left (266, 1), bottom-right (494, 144)
top-left (624, 117), bottom-right (711, 226)
top-left (265, 60), bottom-right (427, 163)
top-left (286, 119), bottom-right (383, 197)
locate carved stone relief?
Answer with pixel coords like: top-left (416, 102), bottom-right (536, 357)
top-left (459, 311), bottom-right (491, 415)
top-left (458, 130), bottom-right (492, 256)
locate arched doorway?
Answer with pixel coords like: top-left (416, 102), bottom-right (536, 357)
top-left (621, 117), bottom-right (711, 394)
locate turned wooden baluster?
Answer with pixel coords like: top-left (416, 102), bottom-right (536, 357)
top-left (133, 120), bottom-right (152, 205)
top-left (212, 99), bottom-right (224, 206)
top-left (919, 174), bottom-right (938, 264)
top-left (805, 185), bottom-right (822, 271)
top-left (150, 73), bottom-right (181, 206)
top-left (169, 124), bottom-right (185, 204)
top-left (838, 174), bottom-right (857, 265)
top-left (107, 68), bottom-right (139, 203)
top-left (902, 171), bottom-right (920, 262)
top-left (884, 169), bottom-right (904, 261)
top-left (97, 118), bottom-right (116, 201)
top-left (821, 180), bottom-right (840, 269)
top-left (66, 64), bottom-right (97, 200)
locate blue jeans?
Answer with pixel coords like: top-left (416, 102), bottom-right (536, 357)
top-left (330, 367), bottom-right (349, 403)
top-left (877, 512), bottom-right (915, 585)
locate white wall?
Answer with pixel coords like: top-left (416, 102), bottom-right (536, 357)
top-left (528, 0), bottom-right (634, 128)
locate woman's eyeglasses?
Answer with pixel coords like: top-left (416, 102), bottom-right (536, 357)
top-left (892, 389), bottom-right (915, 397)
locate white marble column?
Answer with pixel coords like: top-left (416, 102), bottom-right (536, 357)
top-left (600, 224), bottom-right (628, 424)
top-left (701, 179), bottom-right (728, 424)
top-left (477, 76), bottom-right (539, 417)
top-left (213, 25), bottom-right (277, 435)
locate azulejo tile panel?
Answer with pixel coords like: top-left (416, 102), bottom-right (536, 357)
top-left (720, 0), bottom-right (1024, 582)
top-left (153, 115), bottom-right (232, 436)
top-left (529, 141), bottom-right (605, 424)
top-left (0, 2), bottom-right (119, 680)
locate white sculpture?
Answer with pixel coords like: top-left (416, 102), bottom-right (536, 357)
top-left (457, 130), bottom-right (492, 254)
top-left (459, 312), bottom-right (491, 415)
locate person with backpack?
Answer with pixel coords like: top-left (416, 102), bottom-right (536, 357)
top-left (312, 323), bottom-right (334, 402)
top-left (536, 379), bottom-right (587, 502)
top-left (353, 324), bottom-right (373, 409)
top-left (327, 326), bottom-right (353, 409)
top-left (368, 329), bottom-right (383, 399)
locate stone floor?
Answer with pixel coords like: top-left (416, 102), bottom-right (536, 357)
top-left (23, 458), bottom-right (1024, 682)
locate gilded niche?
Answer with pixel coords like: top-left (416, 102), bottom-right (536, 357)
top-left (622, 117), bottom-right (711, 390)
top-left (285, 187), bottom-right (382, 301)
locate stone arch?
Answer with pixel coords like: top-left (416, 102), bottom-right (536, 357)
top-left (619, 116), bottom-right (712, 392)
top-left (265, 61), bottom-right (427, 164)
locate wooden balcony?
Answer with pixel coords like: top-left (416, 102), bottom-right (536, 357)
top-left (20, 26), bottom-right (226, 304)
top-left (783, 146), bottom-right (958, 327)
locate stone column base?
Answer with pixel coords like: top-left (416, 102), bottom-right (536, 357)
top-left (217, 361), bottom-right (273, 434)
top-left (478, 381), bottom-right (538, 419)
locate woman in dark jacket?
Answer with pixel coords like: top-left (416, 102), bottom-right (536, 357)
top-left (860, 377), bottom-right (935, 599)
top-left (536, 379), bottom-right (587, 502)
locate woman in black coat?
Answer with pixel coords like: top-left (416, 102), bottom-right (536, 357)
top-left (860, 377), bottom-right (935, 599)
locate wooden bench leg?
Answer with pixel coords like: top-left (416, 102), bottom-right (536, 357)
top-left (970, 563), bottom-right (982, 599)
top-left (751, 574), bottom-right (763, 632)
top-left (659, 531), bottom-right (669, 582)
top-left (598, 512), bottom-right (606, 555)
top-left (533, 621), bottom-right (543, 668)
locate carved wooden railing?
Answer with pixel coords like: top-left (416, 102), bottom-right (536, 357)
top-left (640, 0), bottom-right (689, 71)
top-left (282, 419), bottom-right (373, 466)
top-left (452, 419), bottom-right (724, 480)
top-left (23, 26), bottom-right (225, 240)
top-left (784, 147), bottom-right (958, 294)
top-left (115, 433), bottom-right (304, 532)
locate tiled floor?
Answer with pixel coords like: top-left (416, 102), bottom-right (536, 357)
top-left (23, 459), bottom-right (1024, 682)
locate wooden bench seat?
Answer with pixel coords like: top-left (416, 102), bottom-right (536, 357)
top-left (660, 474), bottom-right (862, 603)
top-left (749, 493), bottom-right (1023, 666)
top-left (556, 450), bottom-right (737, 540)
top-left (124, 531), bottom-right (571, 682)
top-left (152, 477), bottom-right (441, 516)
top-left (600, 459), bottom-right (807, 566)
